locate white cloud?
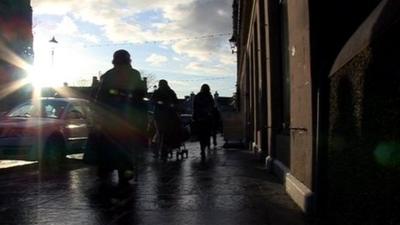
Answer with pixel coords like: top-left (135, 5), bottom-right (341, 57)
top-left (32, 0), bottom-right (235, 75)
top-left (31, 1), bottom-right (75, 15)
top-left (32, 1), bottom-right (232, 49)
top-left (80, 33), bottom-right (100, 44)
top-left (146, 53), bottom-right (168, 66)
top-left (55, 16), bottom-right (78, 35)
top-left (185, 62), bottom-right (226, 75)
top-left (172, 40), bottom-right (211, 62)
top-left (219, 52), bottom-right (236, 65)
top-left (166, 79), bottom-right (198, 97)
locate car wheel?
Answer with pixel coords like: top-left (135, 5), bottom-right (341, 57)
top-left (41, 135), bottom-right (66, 164)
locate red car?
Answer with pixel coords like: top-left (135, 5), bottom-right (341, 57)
top-left (0, 98), bottom-right (92, 163)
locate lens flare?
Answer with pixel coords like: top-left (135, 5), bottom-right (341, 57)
top-left (374, 142), bottom-right (400, 168)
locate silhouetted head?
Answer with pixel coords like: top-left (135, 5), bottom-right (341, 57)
top-left (112, 49), bottom-right (131, 65)
top-left (158, 79), bottom-right (169, 90)
top-left (200, 84), bottom-right (210, 93)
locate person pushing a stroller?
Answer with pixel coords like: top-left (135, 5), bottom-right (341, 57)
top-left (151, 80), bottom-right (182, 160)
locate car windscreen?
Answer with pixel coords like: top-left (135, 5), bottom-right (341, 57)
top-left (7, 100), bottom-right (68, 119)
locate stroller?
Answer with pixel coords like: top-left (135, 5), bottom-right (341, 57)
top-left (151, 102), bottom-right (190, 160)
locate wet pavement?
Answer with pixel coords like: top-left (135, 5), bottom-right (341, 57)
top-left (0, 137), bottom-right (308, 225)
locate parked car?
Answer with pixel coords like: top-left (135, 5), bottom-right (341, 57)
top-left (0, 97), bottom-right (92, 163)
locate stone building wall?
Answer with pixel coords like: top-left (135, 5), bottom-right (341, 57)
top-left (0, 0), bottom-right (33, 111)
top-left (327, 1), bottom-right (400, 223)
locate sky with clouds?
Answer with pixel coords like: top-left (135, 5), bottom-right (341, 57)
top-left (30, 0), bottom-right (236, 97)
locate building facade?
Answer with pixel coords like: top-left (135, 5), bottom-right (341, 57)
top-left (232, 0), bottom-right (400, 223)
top-left (0, 0), bottom-right (33, 111)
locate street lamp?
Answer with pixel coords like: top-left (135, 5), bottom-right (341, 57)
top-left (229, 36), bottom-right (237, 54)
top-left (49, 36), bottom-right (58, 66)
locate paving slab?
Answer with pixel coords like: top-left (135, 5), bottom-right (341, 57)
top-left (0, 137), bottom-right (309, 225)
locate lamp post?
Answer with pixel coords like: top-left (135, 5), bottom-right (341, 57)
top-left (229, 36), bottom-right (237, 54)
top-left (49, 36), bottom-right (58, 66)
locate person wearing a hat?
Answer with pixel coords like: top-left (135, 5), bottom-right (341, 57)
top-left (91, 49), bottom-right (147, 184)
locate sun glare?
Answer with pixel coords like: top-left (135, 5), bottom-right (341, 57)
top-left (31, 34), bottom-right (97, 88)
top-left (27, 65), bottom-right (54, 88)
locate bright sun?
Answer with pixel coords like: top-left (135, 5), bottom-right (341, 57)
top-left (29, 36), bottom-right (98, 89)
top-left (27, 65), bottom-right (54, 88)
top-left (27, 36), bottom-right (64, 88)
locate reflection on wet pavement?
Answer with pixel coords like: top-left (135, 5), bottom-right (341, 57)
top-left (0, 160), bottom-right (36, 169)
top-left (0, 138), bottom-right (308, 225)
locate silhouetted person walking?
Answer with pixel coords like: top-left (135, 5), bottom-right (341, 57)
top-left (93, 49), bottom-right (147, 184)
top-left (210, 106), bottom-right (222, 147)
top-left (193, 84), bottom-right (215, 158)
top-left (151, 80), bottom-right (179, 160)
